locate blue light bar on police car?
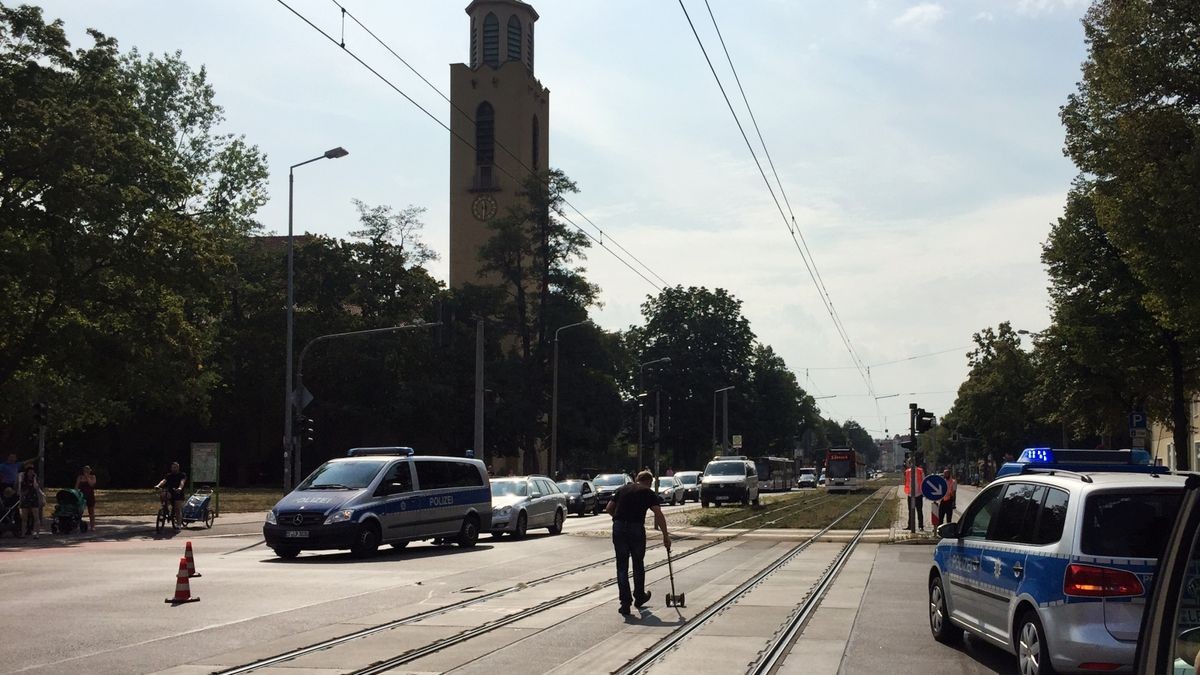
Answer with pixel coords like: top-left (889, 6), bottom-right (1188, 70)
top-left (997, 447), bottom-right (1162, 478)
top-left (346, 447), bottom-right (415, 457)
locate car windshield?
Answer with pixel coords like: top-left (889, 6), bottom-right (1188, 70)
top-left (556, 481), bottom-right (582, 493)
top-left (800, 472), bottom-right (815, 478)
top-left (676, 474), bottom-right (697, 485)
top-left (490, 480), bottom-right (528, 497)
top-left (705, 462), bottom-right (744, 476)
top-left (593, 474), bottom-right (626, 487)
top-left (659, 478), bottom-right (676, 488)
top-left (1081, 490), bottom-right (1183, 558)
top-left (297, 460), bottom-right (386, 490)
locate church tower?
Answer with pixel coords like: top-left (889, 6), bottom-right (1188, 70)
top-left (449, 0), bottom-right (549, 288)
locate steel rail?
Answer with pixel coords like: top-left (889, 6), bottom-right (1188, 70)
top-left (218, 493), bottom-right (832, 675)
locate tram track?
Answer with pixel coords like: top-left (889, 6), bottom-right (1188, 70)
top-left (615, 487), bottom-right (889, 675)
top-left (217, 492), bottom-right (835, 675)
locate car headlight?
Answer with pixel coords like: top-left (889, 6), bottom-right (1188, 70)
top-left (323, 509), bottom-right (353, 525)
top-left (493, 505), bottom-right (512, 517)
top-left (265, 511), bottom-right (277, 525)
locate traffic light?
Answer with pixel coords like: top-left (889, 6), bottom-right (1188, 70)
top-left (899, 436), bottom-right (916, 451)
top-left (915, 408), bottom-right (936, 433)
top-left (300, 416), bottom-right (315, 444)
top-left (33, 402), bottom-right (49, 427)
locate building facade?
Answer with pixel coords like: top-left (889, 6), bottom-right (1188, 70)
top-left (448, 0), bottom-right (549, 288)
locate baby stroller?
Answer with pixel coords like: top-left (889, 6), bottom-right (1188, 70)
top-left (50, 488), bottom-right (88, 534)
top-left (0, 487), bottom-right (20, 538)
top-left (181, 485), bottom-right (216, 529)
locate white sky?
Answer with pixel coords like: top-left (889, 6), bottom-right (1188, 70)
top-left (33, 0), bottom-right (1091, 436)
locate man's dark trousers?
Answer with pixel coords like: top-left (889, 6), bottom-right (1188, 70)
top-left (612, 520), bottom-right (646, 608)
top-left (908, 496), bottom-right (924, 529)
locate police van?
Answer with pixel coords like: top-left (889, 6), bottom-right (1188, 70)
top-left (928, 448), bottom-right (1186, 674)
top-left (263, 448), bottom-right (491, 559)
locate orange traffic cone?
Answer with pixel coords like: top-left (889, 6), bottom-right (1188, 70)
top-left (165, 556), bottom-right (200, 604)
top-left (184, 541), bottom-right (201, 578)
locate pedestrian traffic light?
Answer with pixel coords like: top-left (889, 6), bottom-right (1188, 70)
top-left (301, 416), bottom-right (315, 444)
top-left (33, 402), bottom-right (49, 426)
top-left (916, 409), bottom-right (936, 433)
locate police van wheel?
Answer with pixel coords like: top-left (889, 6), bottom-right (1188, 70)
top-left (351, 523), bottom-right (380, 558)
top-left (458, 516), bottom-right (480, 547)
top-left (273, 546), bottom-right (300, 560)
top-left (512, 512), bottom-right (528, 539)
top-left (548, 510), bottom-right (564, 535)
top-left (1016, 610), bottom-right (1055, 675)
top-left (928, 576), bottom-right (961, 643)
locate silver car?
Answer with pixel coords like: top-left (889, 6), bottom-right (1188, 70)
top-left (655, 476), bottom-right (685, 505)
top-left (489, 475), bottom-right (568, 539)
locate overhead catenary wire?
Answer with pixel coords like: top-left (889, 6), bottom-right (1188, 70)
top-left (677, 0), bottom-right (876, 407)
top-left (274, 0), bottom-right (666, 292)
top-left (327, 0), bottom-right (672, 290)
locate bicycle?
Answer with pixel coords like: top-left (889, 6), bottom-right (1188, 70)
top-left (155, 490), bottom-right (180, 534)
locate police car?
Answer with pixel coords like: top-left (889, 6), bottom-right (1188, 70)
top-left (928, 448), bottom-right (1186, 674)
top-left (263, 448), bottom-right (491, 559)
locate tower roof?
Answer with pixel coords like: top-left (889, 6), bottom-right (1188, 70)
top-left (465, 0), bottom-right (538, 21)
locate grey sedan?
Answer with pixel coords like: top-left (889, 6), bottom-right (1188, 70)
top-left (489, 476), bottom-right (568, 538)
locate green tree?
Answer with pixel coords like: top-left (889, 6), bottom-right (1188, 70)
top-left (1060, 0), bottom-right (1200, 466)
top-left (948, 322), bottom-right (1053, 461)
top-left (627, 286), bottom-right (757, 470)
top-left (744, 345), bottom-right (819, 458)
top-left (0, 5), bottom-right (267, 441)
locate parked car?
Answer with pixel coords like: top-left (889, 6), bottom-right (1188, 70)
top-left (929, 448), bottom-right (1187, 675)
top-left (263, 448), bottom-right (490, 559)
top-left (592, 473), bottom-right (632, 511)
top-left (674, 471), bottom-right (702, 502)
top-left (556, 479), bottom-right (599, 516)
top-left (655, 476), bottom-right (685, 505)
top-left (1134, 471), bottom-right (1200, 674)
top-left (700, 456), bottom-right (759, 507)
top-left (489, 476), bottom-right (568, 538)
top-left (797, 470), bottom-right (817, 489)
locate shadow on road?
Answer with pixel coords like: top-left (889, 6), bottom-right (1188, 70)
top-left (260, 542), bottom-right (497, 564)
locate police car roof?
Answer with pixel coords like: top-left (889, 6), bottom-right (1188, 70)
top-left (995, 447), bottom-right (1167, 480)
top-left (346, 446), bottom-right (414, 457)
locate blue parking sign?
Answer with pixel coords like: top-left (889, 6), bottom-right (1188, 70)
top-left (922, 475), bottom-right (948, 501)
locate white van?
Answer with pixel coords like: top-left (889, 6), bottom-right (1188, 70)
top-left (263, 448), bottom-right (491, 559)
top-left (700, 456), bottom-right (760, 507)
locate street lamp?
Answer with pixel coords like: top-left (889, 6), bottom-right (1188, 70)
top-left (283, 146), bottom-right (348, 491)
top-left (551, 319), bottom-right (591, 478)
top-left (712, 386), bottom-right (734, 455)
top-left (637, 357), bottom-right (671, 472)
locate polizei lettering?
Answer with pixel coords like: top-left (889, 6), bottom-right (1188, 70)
top-left (429, 495), bottom-right (454, 507)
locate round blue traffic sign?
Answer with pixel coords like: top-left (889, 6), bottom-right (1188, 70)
top-left (921, 475), bottom-right (948, 501)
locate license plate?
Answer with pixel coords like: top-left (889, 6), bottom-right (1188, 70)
top-left (285, 530), bottom-right (309, 538)
top-left (715, 496), bottom-right (729, 501)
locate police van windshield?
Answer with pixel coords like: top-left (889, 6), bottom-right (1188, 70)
top-left (298, 460), bottom-right (387, 490)
top-left (593, 474), bottom-right (626, 487)
top-left (490, 480), bottom-right (528, 497)
top-left (1081, 491), bottom-right (1183, 558)
top-left (705, 462), bottom-right (745, 476)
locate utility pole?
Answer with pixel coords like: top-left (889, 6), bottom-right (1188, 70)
top-left (723, 388), bottom-right (730, 455)
top-left (653, 389), bottom-right (661, 476)
top-left (908, 402), bottom-right (918, 533)
top-left (474, 317), bottom-right (484, 465)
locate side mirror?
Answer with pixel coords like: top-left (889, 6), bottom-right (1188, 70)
top-left (936, 522), bottom-right (960, 539)
top-left (531, 492), bottom-right (542, 499)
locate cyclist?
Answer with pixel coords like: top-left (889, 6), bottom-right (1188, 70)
top-left (155, 462), bottom-right (187, 529)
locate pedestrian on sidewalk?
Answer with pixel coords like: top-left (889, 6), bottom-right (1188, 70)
top-left (937, 468), bottom-right (956, 527)
top-left (606, 470), bottom-right (670, 616)
top-left (0, 452), bottom-right (33, 494)
top-left (904, 461), bottom-right (925, 532)
top-left (18, 464), bottom-right (44, 538)
top-left (75, 465), bottom-right (97, 531)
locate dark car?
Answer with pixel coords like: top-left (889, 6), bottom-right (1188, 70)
top-left (1135, 472), bottom-right (1200, 674)
top-left (592, 473), bottom-right (631, 511)
top-left (556, 479), bottom-right (599, 516)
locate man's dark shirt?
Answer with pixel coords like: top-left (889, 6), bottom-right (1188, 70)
top-left (611, 483), bottom-right (657, 524)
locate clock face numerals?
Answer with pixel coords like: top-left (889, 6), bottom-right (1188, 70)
top-left (472, 195), bottom-right (497, 221)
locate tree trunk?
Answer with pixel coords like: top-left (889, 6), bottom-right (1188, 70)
top-left (1167, 333), bottom-right (1191, 470)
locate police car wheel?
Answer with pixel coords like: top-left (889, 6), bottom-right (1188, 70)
top-left (1016, 611), bottom-right (1056, 675)
top-left (273, 546), bottom-right (300, 560)
top-left (512, 512), bottom-right (528, 539)
top-left (458, 516), bottom-right (480, 547)
top-left (928, 576), bottom-right (961, 643)
top-left (351, 523), bottom-right (380, 558)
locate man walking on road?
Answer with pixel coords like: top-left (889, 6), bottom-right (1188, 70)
top-left (606, 470), bottom-right (670, 616)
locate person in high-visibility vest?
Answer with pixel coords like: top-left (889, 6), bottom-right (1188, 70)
top-left (904, 461), bottom-right (925, 531)
top-left (938, 468), bottom-right (957, 526)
